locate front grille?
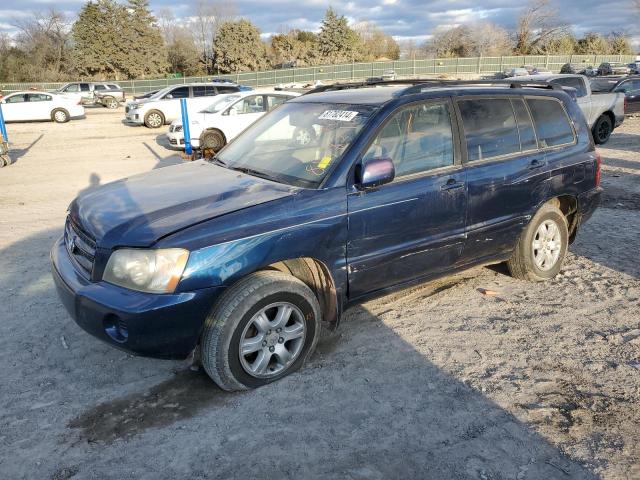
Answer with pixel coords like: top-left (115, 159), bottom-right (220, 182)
top-left (169, 138), bottom-right (177, 145)
top-left (65, 217), bottom-right (96, 276)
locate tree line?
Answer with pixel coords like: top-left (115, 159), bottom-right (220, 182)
top-left (0, 0), bottom-right (636, 83)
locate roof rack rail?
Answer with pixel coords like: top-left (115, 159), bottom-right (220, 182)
top-left (303, 78), bottom-right (564, 96)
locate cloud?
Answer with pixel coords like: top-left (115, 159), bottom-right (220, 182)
top-left (1, 0), bottom-right (638, 49)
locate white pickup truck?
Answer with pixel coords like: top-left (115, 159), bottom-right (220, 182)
top-left (515, 74), bottom-right (625, 144)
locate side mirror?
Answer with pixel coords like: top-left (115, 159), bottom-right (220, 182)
top-left (165, 94), bottom-right (173, 99)
top-left (356, 157), bottom-right (395, 189)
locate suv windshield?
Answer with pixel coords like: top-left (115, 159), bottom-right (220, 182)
top-left (216, 102), bottom-right (378, 188)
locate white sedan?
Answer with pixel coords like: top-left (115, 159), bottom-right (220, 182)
top-left (166, 91), bottom-right (300, 151)
top-left (0, 91), bottom-right (84, 123)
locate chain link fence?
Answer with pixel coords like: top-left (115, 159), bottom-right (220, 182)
top-left (1, 54), bottom-right (635, 95)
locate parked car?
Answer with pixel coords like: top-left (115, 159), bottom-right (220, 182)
top-left (167, 91), bottom-right (300, 151)
top-left (560, 63), bottom-right (594, 75)
top-left (512, 74), bottom-right (625, 144)
top-left (627, 62), bottom-right (640, 75)
top-left (503, 67), bottom-right (529, 78)
top-left (54, 82), bottom-right (123, 107)
top-left (94, 87), bottom-right (127, 109)
top-left (0, 91), bottom-right (84, 123)
top-left (597, 62), bottom-right (631, 76)
top-left (382, 69), bottom-right (396, 81)
top-left (124, 82), bottom-right (242, 128)
top-left (52, 80), bottom-right (602, 390)
top-left (590, 76), bottom-right (640, 114)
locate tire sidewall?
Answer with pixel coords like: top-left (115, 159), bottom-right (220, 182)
top-left (593, 115), bottom-right (612, 144)
top-left (144, 110), bottom-right (164, 128)
top-left (52, 109), bottom-right (69, 123)
top-left (202, 130), bottom-right (225, 151)
top-left (225, 290), bottom-right (318, 389)
top-left (521, 207), bottom-right (568, 280)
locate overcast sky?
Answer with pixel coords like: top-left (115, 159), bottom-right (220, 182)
top-left (1, 0), bottom-right (639, 50)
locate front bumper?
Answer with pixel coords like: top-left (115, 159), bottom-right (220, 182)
top-left (614, 114), bottom-right (624, 128)
top-left (51, 237), bottom-right (223, 359)
top-left (167, 131), bottom-right (200, 149)
top-left (124, 110), bottom-right (143, 124)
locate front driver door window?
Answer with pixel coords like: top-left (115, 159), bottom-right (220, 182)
top-left (346, 99), bottom-right (467, 297)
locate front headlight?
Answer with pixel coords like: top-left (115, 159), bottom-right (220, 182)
top-left (129, 103), bottom-right (140, 109)
top-left (103, 248), bottom-right (189, 293)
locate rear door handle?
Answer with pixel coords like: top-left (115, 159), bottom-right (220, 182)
top-left (441, 178), bottom-right (464, 191)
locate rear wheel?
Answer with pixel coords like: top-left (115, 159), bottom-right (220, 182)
top-left (144, 110), bottom-right (164, 128)
top-left (51, 108), bottom-right (69, 123)
top-left (201, 271), bottom-right (321, 391)
top-left (592, 115), bottom-right (612, 144)
top-left (507, 203), bottom-right (568, 282)
top-left (104, 96), bottom-right (119, 109)
top-left (200, 129), bottom-right (226, 151)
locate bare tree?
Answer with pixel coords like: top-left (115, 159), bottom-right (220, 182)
top-left (12, 8), bottom-right (72, 80)
top-left (514, 0), bottom-right (569, 54)
top-left (468, 22), bottom-right (513, 56)
top-left (192, 0), bottom-right (236, 73)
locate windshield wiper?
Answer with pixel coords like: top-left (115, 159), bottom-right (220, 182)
top-left (206, 155), bottom-right (227, 167)
top-left (230, 166), bottom-right (284, 184)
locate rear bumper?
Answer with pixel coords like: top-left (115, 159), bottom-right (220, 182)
top-left (51, 237), bottom-right (223, 359)
top-left (577, 186), bottom-right (602, 226)
top-left (614, 114), bottom-right (624, 128)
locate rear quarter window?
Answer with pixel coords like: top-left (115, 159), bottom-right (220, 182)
top-left (526, 98), bottom-right (575, 148)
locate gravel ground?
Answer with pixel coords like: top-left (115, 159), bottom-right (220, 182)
top-left (0, 109), bottom-right (638, 480)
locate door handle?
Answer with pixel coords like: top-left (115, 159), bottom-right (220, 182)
top-left (440, 178), bottom-right (464, 191)
top-left (529, 159), bottom-right (544, 170)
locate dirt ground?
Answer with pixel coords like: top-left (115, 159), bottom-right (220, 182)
top-left (0, 108), bottom-right (639, 480)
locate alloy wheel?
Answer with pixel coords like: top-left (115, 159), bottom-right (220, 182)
top-left (532, 219), bottom-right (562, 271)
top-left (239, 302), bottom-right (306, 378)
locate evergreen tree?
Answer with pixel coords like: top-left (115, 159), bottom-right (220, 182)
top-left (72, 0), bottom-right (128, 79)
top-left (317, 8), bottom-right (360, 63)
top-left (213, 20), bottom-right (267, 73)
top-left (123, 0), bottom-right (167, 78)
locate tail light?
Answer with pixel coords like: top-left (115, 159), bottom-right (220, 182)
top-left (595, 151), bottom-right (602, 187)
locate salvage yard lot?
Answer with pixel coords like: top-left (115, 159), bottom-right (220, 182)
top-left (1, 109), bottom-right (639, 480)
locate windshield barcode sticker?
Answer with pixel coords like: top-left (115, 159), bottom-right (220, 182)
top-left (318, 110), bottom-right (358, 122)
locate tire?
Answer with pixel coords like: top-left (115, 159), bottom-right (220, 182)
top-left (200, 129), bottom-right (226, 151)
top-left (592, 115), bottom-right (612, 144)
top-left (144, 110), bottom-right (164, 128)
top-left (201, 271), bottom-right (321, 391)
top-left (103, 96), bottom-right (119, 109)
top-left (507, 203), bottom-right (569, 282)
top-left (51, 108), bottom-right (70, 123)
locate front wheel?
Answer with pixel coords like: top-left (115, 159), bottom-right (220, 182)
top-left (592, 115), bottom-right (612, 144)
top-left (144, 110), bottom-right (164, 128)
top-left (507, 203), bottom-right (568, 282)
top-left (201, 271), bottom-right (321, 391)
top-left (200, 129), bottom-right (226, 151)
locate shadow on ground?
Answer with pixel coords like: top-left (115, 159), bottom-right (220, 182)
top-left (0, 225), bottom-right (603, 480)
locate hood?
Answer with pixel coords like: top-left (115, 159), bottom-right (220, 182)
top-left (69, 161), bottom-right (297, 249)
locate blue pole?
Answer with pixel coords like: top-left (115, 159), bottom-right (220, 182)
top-left (0, 103), bottom-right (8, 143)
top-left (180, 98), bottom-right (192, 155)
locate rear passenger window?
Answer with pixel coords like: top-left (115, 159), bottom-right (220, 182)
top-left (527, 99), bottom-right (575, 148)
top-left (363, 102), bottom-right (454, 178)
top-left (511, 99), bottom-right (537, 151)
top-left (193, 86), bottom-right (217, 97)
top-left (459, 98), bottom-right (520, 161)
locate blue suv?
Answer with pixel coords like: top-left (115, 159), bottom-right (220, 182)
top-left (51, 80), bottom-right (602, 390)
